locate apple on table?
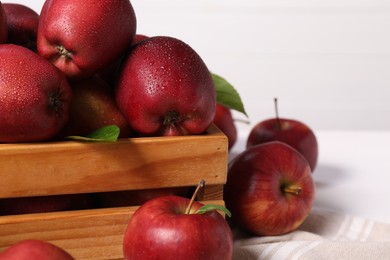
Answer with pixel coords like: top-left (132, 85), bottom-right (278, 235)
top-left (247, 98), bottom-right (319, 171)
top-left (224, 141), bottom-right (315, 236)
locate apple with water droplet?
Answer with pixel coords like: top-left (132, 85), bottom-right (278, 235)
top-left (115, 36), bottom-right (216, 136)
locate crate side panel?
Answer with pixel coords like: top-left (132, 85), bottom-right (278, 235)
top-left (0, 132), bottom-right (227, 198)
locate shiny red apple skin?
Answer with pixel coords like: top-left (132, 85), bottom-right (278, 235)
top-left (247, 118), bottom-right (318, 171)
top-left (0, 240), bottom-right (74, 260)
top-left (123, 196), bottom-right (233, 260)
top-left (37, 0), bottom-right (136, 79)
top-left (214, 104), bottom-right (237, 150)
top-left (2, 3), bottom-right (39, 50)
top-left (0, 44), bottom-right (72, 143)
top-left (0, 2), bottom-right (7, 43)
top-left (115, 36), bottom-right (216, 136)
top-left (224, 141), bottom-right (315, 236)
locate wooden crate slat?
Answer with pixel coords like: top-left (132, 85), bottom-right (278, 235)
top-left (0, 125), bottom-right (228, 198)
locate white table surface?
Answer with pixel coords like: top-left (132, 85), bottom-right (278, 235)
top-left (230, 125), bottom-right (390, 225)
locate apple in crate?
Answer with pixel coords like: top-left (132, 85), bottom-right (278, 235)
top-left (0, 44), bottom-right (72, 143)
top-left (247, 98), bottom-right (318, 171)
top-left (2, 3), bottom-right (39, 50)
top-left (224, 141), bottom-right (315, 236)
top-left (115, 36), bottom-right (216, 136)
top-left (123, 182), bottom-right (233, 260)
top-left (60, 75), bottom-right (132, 138)
top-left (37, 0), bottom-right (136, 79)
top-left (0, 239), bottom-right (74, 260)
top-left (0, 3), bottom-right (7, 43)
top-left (213, 104), bottom-right (237, 150)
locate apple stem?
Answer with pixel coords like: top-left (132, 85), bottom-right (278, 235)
top-left (185, 179), bottom-right (205, 214)
top-left (284, 185), bottom-right (302, 195)
top-left (274, 97), bottom-right (282, 129)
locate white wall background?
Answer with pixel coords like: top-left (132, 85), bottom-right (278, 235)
top-left (6, 0), bottom-right (390, 131)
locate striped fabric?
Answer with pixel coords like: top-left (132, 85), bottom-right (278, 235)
top-left (233, 207), bottom-right (390, 259)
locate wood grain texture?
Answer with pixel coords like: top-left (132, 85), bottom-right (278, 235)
top-left (0, 125), bottom-right (228, 199)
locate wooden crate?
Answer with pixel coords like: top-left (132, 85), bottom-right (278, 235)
top-left (0, 125), bottom-right (228, 259)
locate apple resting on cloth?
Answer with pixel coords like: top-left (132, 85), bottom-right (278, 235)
top-left (37, 0), bottom-right (136, 79)
top-left (2, 3), bottom-right (39, 50)
top-left (0, 239), bottom-right (74, 260)
top-left (115, 36), bottom-right (216, 136)
top-left (0, 3), bottom-right (7, 43)
top-left (0, 44), bottom-right (72, 143)
top-left (224, 141), bottom-right (315, 236)
top-left (123, 195), bottom-right (233, 260)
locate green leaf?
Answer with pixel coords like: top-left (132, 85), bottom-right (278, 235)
top-left (196, 204), bottom-right (232, 218)
top-left (66, 125), bottom-right (120, 142)
top-left (212, 72), bottom-right (248, 117)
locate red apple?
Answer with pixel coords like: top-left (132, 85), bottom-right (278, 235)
top-left (247, 99), bottom-right (318, 171)
top-left (0, 44), bottom-right (72, 143)
top-left (0, 239), bottom-right (74, 260)
top-left (0, 2), bottom-right (7, 43)
top-left (213, 104), bottom-right (237, 150)
top-left (123, 195), bottom-right (233, 259)
top-left (2, 3), bottom-right (39, 50)
top-left (224, 141), bottom-right (315, 236)
top-left (115, 36), bottom-right (216, 136)
top-left (37, 0), bottom-right (136, 79)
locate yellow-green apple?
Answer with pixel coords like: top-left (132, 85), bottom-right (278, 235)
top-left (224, 141), bottom-right (315, 236)
top-left (214, 104), bottom-right (237, 150)
top-left (0, 44), bottom-right (72, 143)
top-left (2, 3), bottom-right (39, 50)
top-left (123, 195), bottom-right (233, 259)
top-left (115, 36), bottom-right (216, 136)
top-left (60, 75), bottom-right (132, 138)
top-left (0, 239), bottom-right (74, 260)
top-left (0, 2), bottom-right (7, 43)
top-left (37, 0), bottom-right (137, 79)
top-left (247, 99), bottom-right (318, 171)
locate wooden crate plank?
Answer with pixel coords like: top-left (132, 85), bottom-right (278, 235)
top-left (0, 125), bottom-right (228, 199)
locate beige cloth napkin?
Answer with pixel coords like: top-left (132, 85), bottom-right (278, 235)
top-left (233, 207), bottom-right (390, 260)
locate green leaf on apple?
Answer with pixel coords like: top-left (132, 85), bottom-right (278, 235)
top-left (212, 72), bottom-right (248, 117)
top-left (66, 125), bottom-right (120, 142)
top-left (196, 204), bottom-right (232, 218)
